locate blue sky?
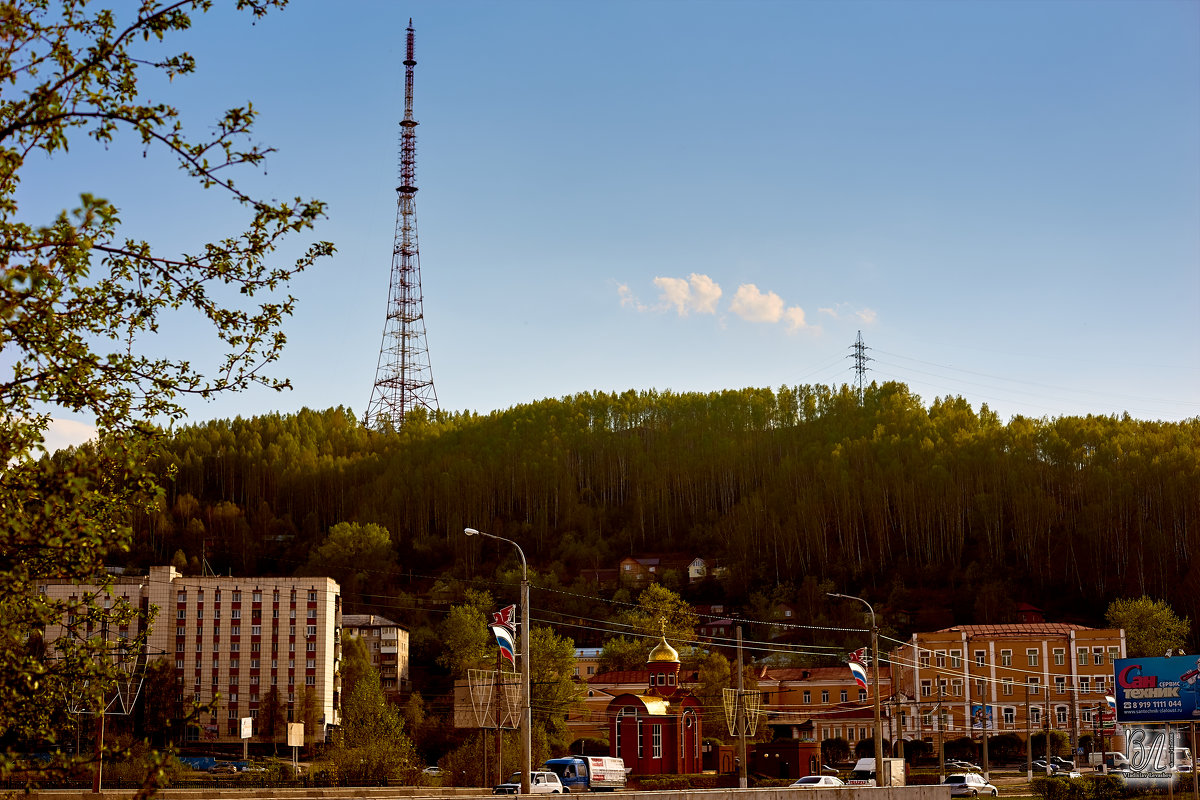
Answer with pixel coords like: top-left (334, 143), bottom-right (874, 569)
top-left (23, 0), bottom-right (1200, 448)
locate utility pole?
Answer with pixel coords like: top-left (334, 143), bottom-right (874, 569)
top-left (736, 625), bottom-right (747, 789)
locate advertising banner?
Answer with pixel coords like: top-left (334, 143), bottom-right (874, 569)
top-left (970, 704), bottom-right (994, 731)
top-left (1114, 655), bottom-right (1200, 723)
top-left (240, 716), bottom-right (253, 739)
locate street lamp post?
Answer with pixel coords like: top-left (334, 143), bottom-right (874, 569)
top-left (829, 592), bottom-right (885, 787)
top-left (466, 527), bottom-right (531, 795)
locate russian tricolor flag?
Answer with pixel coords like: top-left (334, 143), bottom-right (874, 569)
top-left (849, 659), bottom-right (869, 692)
top-left (491, 604), bottom-right (517, 667)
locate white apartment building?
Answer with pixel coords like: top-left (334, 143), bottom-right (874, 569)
top-left (40, 565), bottom-right (341, 744)
top-left (341, 614), bottom-right (409, 696)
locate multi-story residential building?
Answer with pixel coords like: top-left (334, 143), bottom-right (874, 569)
top-left (573, 647), bottom-right (602, 681)
top-left (342, 614), bottom-right (409, 696)
top-left (891, 623), bottom-right (1125, 748)
top-left (758, 665), bottom-right (894, 744)
top-left (40, 565), bottom-right (341, 744)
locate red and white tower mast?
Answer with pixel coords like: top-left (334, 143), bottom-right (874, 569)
top-left (364, 18), bottom-right (438, 429)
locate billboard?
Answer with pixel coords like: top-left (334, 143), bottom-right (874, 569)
top-left (1114, 655), bottom-right (1200, 723)
top-left (970, 704), bottom-right (995, 731)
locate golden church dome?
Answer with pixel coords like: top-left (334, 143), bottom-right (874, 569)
top-left (648, 635), bottom-right (679, 663)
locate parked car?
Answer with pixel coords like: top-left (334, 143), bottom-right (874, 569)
top-left (947, 760), bottom-right (981, 771)
top-left (1033, 760), bottom-right (1059, 773)
top-left (210, 763), bottom-right (239, 774)
top-left (945, 773), bottom-right (998, 797)
top-left (792, 775), bottom-right (846, 789)
top-left (493, 771), bottom-right (564, 794)
top-left (423, 766), bottom-right (444, 777)
top-left (1051, 756), bottom-right (1076, 770)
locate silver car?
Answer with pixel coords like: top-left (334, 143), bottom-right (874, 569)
top-left (945, 772), bottom-right (998, 797)
top-left (791, 775), bottom-right (846, 789)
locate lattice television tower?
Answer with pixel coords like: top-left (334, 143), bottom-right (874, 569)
top-left (848, 330), bottom-right (873, 400)
top-left (364, 18), bottom-right (438, 430)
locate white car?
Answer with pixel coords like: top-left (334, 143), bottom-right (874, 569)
top-left (945, 772), bottom-right (998, 797)
top-left (791, 775), bottom-right (846, 788)
top-left (493, 771), bottom-right (564, 794)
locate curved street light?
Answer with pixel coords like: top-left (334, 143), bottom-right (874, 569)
top-left (829, 592), bottom-right (885, 788)
top-left (465, 527), bottom-right (531, 795)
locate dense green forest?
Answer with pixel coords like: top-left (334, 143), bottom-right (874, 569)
top-left (122, 382), bottom-right (1199, 644)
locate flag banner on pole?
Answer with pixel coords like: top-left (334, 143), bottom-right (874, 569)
top-left (491, 604), bottom-right (517, 666)
top-left (491, 624), bottom-right (516, 665)
top-left (848, 657), bottom-right (869, 691)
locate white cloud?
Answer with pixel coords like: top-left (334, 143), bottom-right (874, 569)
top-left (818, 303), bottom-right (877, 325)
top-left (729, 283), bottom-right (784, 323)
top-left (783, 306), bottom-right (808, 331)
top-left (652, 273), bottom-right (722, 316)
top-left (653, 276), bottom-right (692, 314)
top-left (618, 283), bottom-right (649, 312)
top-left (687, 273), bottom-right (722, 314)
top-left (42, 418), bottom-right (97, 453)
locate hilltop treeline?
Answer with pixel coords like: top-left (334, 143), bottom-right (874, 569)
top-left (127, 382), bottom-right (1199, 639)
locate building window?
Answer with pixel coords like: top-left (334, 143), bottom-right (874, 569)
top-left (1077, 648), bottom-right (1088, 666)
top-left (232, 609), bottom-right (241, 620)
top-left (1108, 647), bottom-right (1120, 664)
top-left (252, 626), bottom-right (261, 636)
top-left (950, 679), bottom-right (961, 697)
top-left (307, 625), bottom-right (316, 636)
top-left (308, 591), bottom-right (317, 602)
top-left (652, 724), bottom-right (662, 758)
top-left (307, 642), bottom-right (316, 652)
top-left (305, 675), bottom-right (315, 686)
top-left (1055, 676), bottom-right (1066, 694)
top-left (920, 653), bottom-right (930, 669)
top-left (1053, 648), bottom-right (1065, 666)
top-left (1030, 707), bottom-right (1041, 725)
top-left (950, 650), bottom-right (962, 669)
top-left (1003, 707), bottom-right (1015, 725)
top-left (935, 651), bottom-right (946, 668)
top-left (252, 591), bottom-right (262, 603)
top-left (1002, 678), bottom-right (1014, 696)
top-left (1001, 649), bottom-right (1012, 667)
top-left (859, 690), bottom-right (866, 702)
top-left (921, 680), bottom-right (931, 698)
top-left (1093, 648), bottom-right (1104, 665)
top-left (821, 690), bottom-right (829, 703)
top-left (1027, 649), bottom-right (1039, 667)
top-left (803, 690), bottom-right (811, 704)
top-left (840, 690), bottom-right (847, 702)
top-left (1030, 677), bottom-right (1040, 695)
top-left (1080, 677), bottom-right (1091, 693)
top-left (975, 650), bottom-right (985, 667)
top-left (1056, 706), bottom-right (1068, 724)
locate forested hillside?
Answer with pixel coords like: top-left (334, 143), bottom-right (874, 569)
top-left (123, 382), bottom-right (1200, 642)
